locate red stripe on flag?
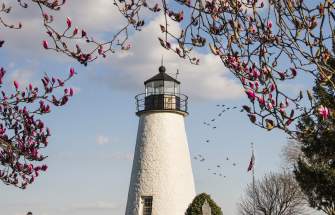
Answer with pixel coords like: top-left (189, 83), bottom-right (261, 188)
top-left (247, 153), bottom-right (255, 172)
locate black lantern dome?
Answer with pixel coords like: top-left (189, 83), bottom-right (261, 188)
top-left (135, 66), bottom-right (188, 115)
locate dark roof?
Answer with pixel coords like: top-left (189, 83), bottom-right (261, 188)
top-left (144, 66), bottom-right (180, 84)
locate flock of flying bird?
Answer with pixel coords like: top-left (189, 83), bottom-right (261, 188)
top-left (193, 104), bottom-right (244, 178)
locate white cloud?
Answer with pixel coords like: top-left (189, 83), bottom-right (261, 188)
top-left (93, 15), bottom-right (243, 101)
top-left (1, 0), bottom-right (126, 61)
top-left (2, 1), bottom-right (243, 101)
top-left (96, 135), bottom-right (110, 145)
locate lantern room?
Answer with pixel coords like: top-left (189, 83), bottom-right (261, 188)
top-left (135, 65), bottom-right (188, 115)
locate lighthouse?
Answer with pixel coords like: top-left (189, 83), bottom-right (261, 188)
top-left (125, 65), bottom-right (196, 215)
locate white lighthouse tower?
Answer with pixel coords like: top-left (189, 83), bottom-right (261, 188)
top-left (125, 65), bottom-right (196, 215)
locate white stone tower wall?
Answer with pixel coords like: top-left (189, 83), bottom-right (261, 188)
top-left (125, 111), bottom-right (196, 215)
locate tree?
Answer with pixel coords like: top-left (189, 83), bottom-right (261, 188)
top-left (111, 0), bottom-right (335, 136)
top-left (6, 1), bottom-right (335, 136)
top-left (0, 0), bottom-right (139, 189)
top-left (185, 192), bottom-right (223, 215)
top-left (281, 139), bottom-right (302, 170)
top-left (0, 1), bottom-right (88, 189)
top-left (293, 66), bottom-right (335, 214)
top-left (238, 172), bottom-right (308, 215)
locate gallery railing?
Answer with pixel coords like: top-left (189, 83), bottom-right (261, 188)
top-left (135, 93), bottom-right (188, 113)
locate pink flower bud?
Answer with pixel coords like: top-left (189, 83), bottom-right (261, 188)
top-left (69, 67), bottom-right (75, 77)
top-left (246, 89), bottom-right (256, 101)
top-left (73, 27), bottom-right (78, 35)
top-left (260, 0), bottom-right (264, 7)
top-left (267, 20), bottom-right (272, 29)
top-left (257, 96), bottom-right (265, 106)
top-left (41, 164), bottom-right (48, 171)
top-left (270, 83), bottom-right (275, 92)
top-left (81, 30), bottom-right (87, 37)
top-left (291, 68), bottom-right (297, 77)
top-left (43, 13), bottom-right (48, 20)
top-left (318, 105), bottom-right (330, 120)
top-left (42, 40), bottom-right (49, 49)
top-left (13, 80), bottom-right (19, 90)
top-left (66, 17), bottom-right (72, 28)
top-left (69, 88), bottom-right (74, 96)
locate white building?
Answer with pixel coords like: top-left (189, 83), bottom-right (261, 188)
top-left (125, 65), bottom-right (196, 215)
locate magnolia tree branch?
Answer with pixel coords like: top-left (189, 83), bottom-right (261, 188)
top-left (112, 0), bottom-right (335, 138)
top-left (0, 66), bottom-right (76, 189)
top-left (0, 0), bottom-right (80, 188)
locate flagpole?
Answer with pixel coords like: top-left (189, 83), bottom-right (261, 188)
top-left (251, 142), bottom-right (256, 215)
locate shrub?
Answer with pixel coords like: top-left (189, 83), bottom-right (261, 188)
top-left (185, 193), bottom-right (223, 215)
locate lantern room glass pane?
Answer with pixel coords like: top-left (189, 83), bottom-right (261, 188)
top-left (164, 81), bottom-right (175, 94)
top-left (145, 82), bottom-right (154, 96)
top-left (146, 80), bottom-right (179, 96)
top-left (153, 80), bottom-right (164, 95)
top-left (175, 83), bottom-right (180, 94)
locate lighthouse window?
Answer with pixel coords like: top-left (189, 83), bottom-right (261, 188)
top-left (142, 196), bottom-right (153, 215)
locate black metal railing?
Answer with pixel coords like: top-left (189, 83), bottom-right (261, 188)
top-left (135, 93), bottom-right (188, 113)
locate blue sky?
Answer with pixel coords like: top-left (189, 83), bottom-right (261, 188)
top-left (0, 1), bottom-right (319, 215)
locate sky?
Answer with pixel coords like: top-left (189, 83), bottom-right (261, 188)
top-left (0, 1), bottom-right (320, 215)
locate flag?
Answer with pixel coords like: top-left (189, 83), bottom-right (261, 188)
top-left (247, 152), bottom-right (255, 172)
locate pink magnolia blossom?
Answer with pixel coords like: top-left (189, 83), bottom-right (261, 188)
top-left (81, 30), bottom-right (87, 38)
top-left (69, 67), bottom-right (75, 77)
top-left (318, 105), bottom-right (330, 120)
top-left (69, 88), bottom-right (74, 96)
top-left (291, 68), bottom-right (297, 77)
top-left (246, 89), bottom-right (256, 101)
top-left (269, 83), bottom-right (275, 92)
top-left (260, 0), bottom-right (264, 7)
top-left (13, 80), bottom-right (19, 90)
top-left (66, 17), bottom-right (72, 28)
top-left (73, 27), bottom-right (78, 36)
top-left (42, 40), bottom-right (48, 49)
top-left (257, 96), bottom-right (265, 106)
